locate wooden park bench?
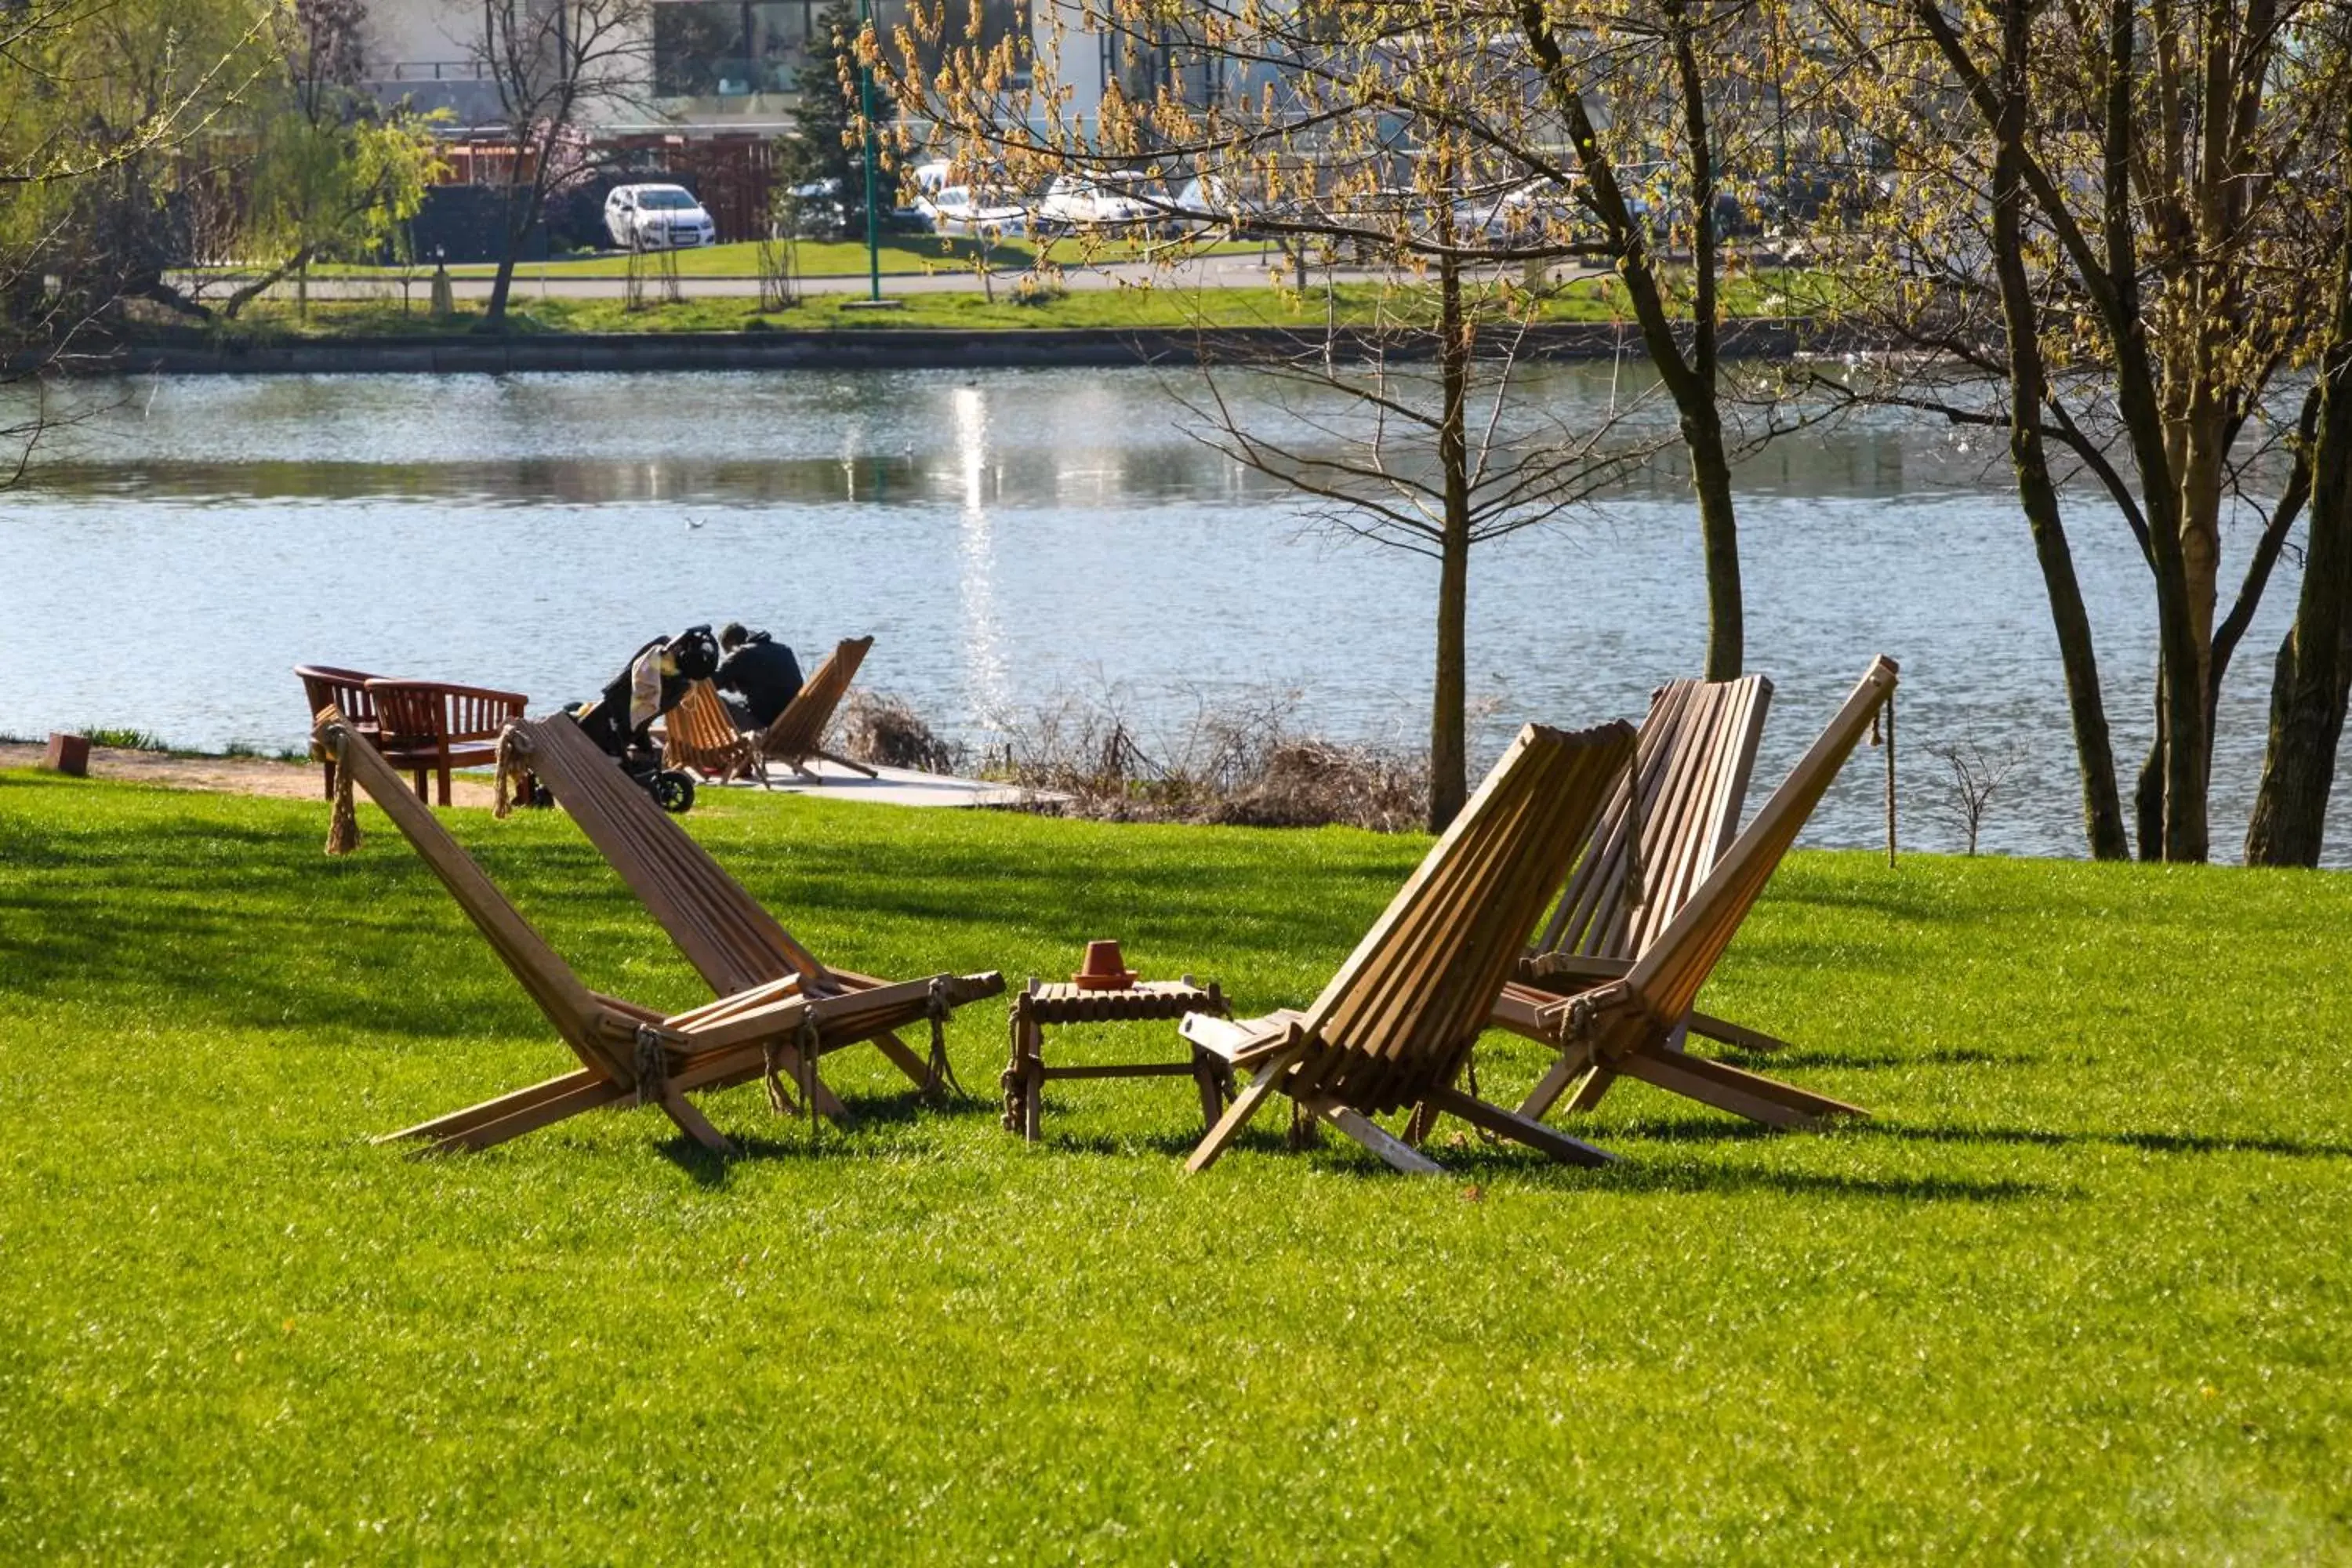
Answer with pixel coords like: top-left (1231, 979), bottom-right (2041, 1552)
top-left (365, 677), bottom-right (528, 807)
top-left (295, 665), bottom-right (384, 800)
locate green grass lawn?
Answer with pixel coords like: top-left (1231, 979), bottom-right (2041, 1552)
top-left (274, 234), bottom-right (1269, 281)
top-left (2, 771), bottom-right (2346, 1561)
top-left (220, 270), bottom-right (1819, 340)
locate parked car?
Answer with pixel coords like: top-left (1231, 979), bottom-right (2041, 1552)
top-left (1034, 172), bottom-right (1158, 237)
top-left (916, 184), bottom-right (1029, 239)
top-left (1169, 173), bottom-right (1253, 238)
top-left (604, 184), bottom-right (718, 251)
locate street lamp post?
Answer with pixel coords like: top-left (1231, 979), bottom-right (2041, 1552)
top-left (858, 0), bottom-right (881, 303)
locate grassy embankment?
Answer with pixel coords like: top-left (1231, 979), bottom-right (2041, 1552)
top-left (205, 269), bottom-right (1832, 338)
top-left (3, 770), bottom-right (2343, 1560)
top-left (291, 234), bottom-right (1276, 280)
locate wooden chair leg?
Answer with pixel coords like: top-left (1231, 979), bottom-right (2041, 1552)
top-left (410, 768), bottom-right (428, 801)
top-left (1619, 1048), bottom-right (1864, 1128)
top-left (1309, 1101), bottom-right (1445, 1174)
top-left (420, 1076), bottom-right (631, 1154)
top-left (818, 748), bottom-right (880, 779)
top-left (321, 760), bottom-right (337, 801)
top-left (1688, 1011), bottom-right (1795, 1055)
top-left (868, 1029), bottom-right (934, 1092)
top-left (377, 1068), bottom-right (608, 1145)
top-left (1192, 1047), bottom-right (1225, 1131)
top-left (657, 1082), bottom-right (739, 1156)
top-left (436, 763), bottom-right (453, 808)
top-left (1422, 1085), bottom-right (1613, 1167)
top-left (1564, 1065), bottom-right (1618, 1113)
top-left (1184, 1044), bottom-right (1303, 1174)
top-left (1519, 1047), bottom-right (1593, 1121)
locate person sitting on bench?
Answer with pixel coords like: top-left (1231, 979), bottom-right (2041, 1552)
top-left (713, 622), bottom-right (805, 731)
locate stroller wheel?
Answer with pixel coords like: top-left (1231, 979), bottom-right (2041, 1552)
top-left (650, 770), bottom-right (696, 814)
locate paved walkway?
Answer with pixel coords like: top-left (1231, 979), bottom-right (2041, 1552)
top-left (0, 742), bottom-right (1054, 811)
top-left (713, 757), bottom-right (1057, 808)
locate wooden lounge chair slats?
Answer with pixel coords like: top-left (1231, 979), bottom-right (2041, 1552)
top-left (1535, 674), bottom-right (1771, 964)
top-left (758, 636), bottom-right (877, 781)
top-left (1515, 658), bottom-right (1899, 1128)
top-left (509, 711), bottom-right (824, 995)
top-left (499, 710), bottom-right (1005, 1115)
top-left (315, 709), bottom-right (1002, 1156)
top-left (662, 679), bottom-right (764, 786)
top-left (1181, 720), bottom-right (1635, 1176)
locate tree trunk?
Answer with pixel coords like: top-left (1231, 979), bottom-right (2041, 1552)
top-left (2134, 690), bottom-right (2164, 860)
top-left (1686, 402), bottom-right (1744, 681)
top-left (2246, 176), bottom-right (2352, 866)
top-left (481, 182), bottom-right (536, 329)
top-left (1991, 0), bottom-right (2129, 859)
top-left (1515, 2), bottom-right (1743, 679)
top-left (1428, 254), bottom-right (1473, 833)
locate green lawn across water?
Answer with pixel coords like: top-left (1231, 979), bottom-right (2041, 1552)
top-left (217, 270), bottom-right (1820, 339)
top-left (1, 771), bottom-right (2347, 1561)
top-left (298, 233), bottom-right (1267, 279)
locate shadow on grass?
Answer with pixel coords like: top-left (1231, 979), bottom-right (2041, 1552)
top-left (1279, 1135), bottom-right (2060, 1201)
top-left (652, 1083), bottom-right (1010, 1183)
top-left (1032, 1127), bottom-right (1232, 1160)
top-left (1864, 1121), bottom-right (2352, 1163)
top-left (1720, 1046), bottom-right (2023, 1071)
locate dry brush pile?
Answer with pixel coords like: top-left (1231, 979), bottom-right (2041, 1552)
top-left (832, 686), bottom-right (1428, 833)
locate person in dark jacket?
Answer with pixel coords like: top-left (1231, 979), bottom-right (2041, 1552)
top-left (713, 622), bottom-right (804, 730)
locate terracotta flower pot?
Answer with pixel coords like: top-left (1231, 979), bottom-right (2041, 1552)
top-left (1071, 938), bottom-right (1139, 991)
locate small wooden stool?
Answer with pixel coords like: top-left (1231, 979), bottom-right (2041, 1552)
top-left (1002, 977), bottom-right (1232, 1142)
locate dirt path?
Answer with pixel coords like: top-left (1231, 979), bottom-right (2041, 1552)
top-left (0, 743), bottom-right (498, 807)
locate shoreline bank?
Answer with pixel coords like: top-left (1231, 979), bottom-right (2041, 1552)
top-left (35, 318), bottom-right (1851, 376)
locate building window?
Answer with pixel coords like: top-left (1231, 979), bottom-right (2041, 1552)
top-left (653, 0), bottom-right (1026, 100)
top-left (653, 1), bottom-right (818, 98)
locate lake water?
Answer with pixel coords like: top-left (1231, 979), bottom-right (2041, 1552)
top-left (1, 365), bottom-right (2339, 862)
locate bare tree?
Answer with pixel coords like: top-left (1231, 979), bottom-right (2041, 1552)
top-left (2247, 53), bottom-right (2352, 866)
top-left (470, 0), bottom-right (652, 329)
top-left (1934, 732), bottom-right (2021, 855)
top-left (885, 0), bottom-right (1797, 823)
top-left (1177, 266), bottom-right (1668, 828)
top-left (1813, 0), bottom-right (2352, 862)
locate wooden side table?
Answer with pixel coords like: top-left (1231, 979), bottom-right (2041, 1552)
top-left (1001, 977), bottom-right (1232, 1142)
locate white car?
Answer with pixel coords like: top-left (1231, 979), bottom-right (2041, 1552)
top-left (916, 185), bottom-right (1028, 239)
top-left (1035, 172), bottom-right (1157, 236)
top-left (604, 184), bottom-right (718, 250)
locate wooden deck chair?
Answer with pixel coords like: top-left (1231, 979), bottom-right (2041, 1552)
top-left (499, 710), bottom-right (1002, 1123)
top-left (662, 679), bottom-right (763, 785)
top-left (313, 710), bottom-right (1004, 1156)
top-left (1177, 720), bottom-right (1636, 1176)
top-left (757, 636), bottom-right (877, 782)
top-left (1505, 657), bottom-right (1899, 1131)
top-left (1503, 674), bottom-right (1788, 1054)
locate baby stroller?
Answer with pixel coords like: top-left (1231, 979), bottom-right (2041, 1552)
top-left (570, 624), bottom-right (721, 813)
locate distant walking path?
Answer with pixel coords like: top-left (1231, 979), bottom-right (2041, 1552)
top-left (0, 742), bottom-right (1050, 811)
